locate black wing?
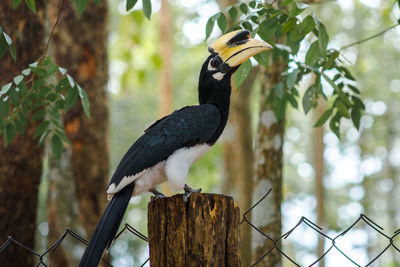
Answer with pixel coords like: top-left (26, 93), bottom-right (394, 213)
top-left (108, 104), bottom-right (220, 189)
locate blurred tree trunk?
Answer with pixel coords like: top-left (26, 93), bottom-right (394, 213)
top-left (222, 67), bottom-right (258, 267)
top-left (0, 2), bottom-right (46, 266)
top-left (251, 63), bottom-right (285, 266)
top-left (159, 0), bottom-right (172, 118)
top-left (215, 0), bottom-right (256, 265)
top-left (159, 0), bottom-right (173, 196)
top-left (47, 0), bottom-right (109, 260)
top-left (314, 98), bottom-right (325, 267)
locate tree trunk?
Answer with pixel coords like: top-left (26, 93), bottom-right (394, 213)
top-left (0, 2), bottom-right (46, 266)
top-left (222, 67), bottom-right (258, 267)
top-left (148, 193), bottom-right (240, 267)
top-left (215, 0), bottom-right (254, 265)
top-left (314, 98), bottom-right (325, 267)
top-left (159, 0), bottom-right (173, 196)
top-left (47, 0), bottom-right (109, 239)
top-left (47, 149), bottom-right (80, 266)
top-left (251, 63), bottom-right (285, 266)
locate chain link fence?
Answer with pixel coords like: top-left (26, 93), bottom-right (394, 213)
top-left (1, 189), bottom-right (399, 266)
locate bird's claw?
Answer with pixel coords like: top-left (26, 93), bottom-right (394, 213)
top-left (149, 188), bottom-right (166, 201)
top-left (183, 184), bottom-right (201, 203)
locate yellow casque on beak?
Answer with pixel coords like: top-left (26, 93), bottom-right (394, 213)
top-left (208, 29), bottom-right (251, 53)
top-left (218, 38), bottom-right (272, 67)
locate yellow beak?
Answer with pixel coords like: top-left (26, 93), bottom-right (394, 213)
top-left (218, 38), bottom-right (272, 67)
top-left (208, 30), bottom-right (251, 53)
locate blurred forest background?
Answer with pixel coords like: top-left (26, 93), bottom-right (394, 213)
top-left (1, 0), bottom-right (400, 266)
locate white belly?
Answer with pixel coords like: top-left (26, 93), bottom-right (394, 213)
top-left (107, 144), bottom-right (211, 198)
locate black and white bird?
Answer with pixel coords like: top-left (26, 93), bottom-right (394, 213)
top-left (79, 30), bottom-right (271, 267)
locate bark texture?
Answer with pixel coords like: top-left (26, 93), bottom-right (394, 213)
top-left (148, 193), bottom-right (241, 267)
top-left (47, 0), bottom-right (109, 238)
top-left (0, 2), bottom-right (46, 266)
top-left (251, 63), bottom-right (285, 266)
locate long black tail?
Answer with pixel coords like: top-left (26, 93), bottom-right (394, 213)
top-left (79, 183), bottom-right (135, 267)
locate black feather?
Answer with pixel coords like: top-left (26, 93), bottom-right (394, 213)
top-left (79, 183), bottom-right (135, 267)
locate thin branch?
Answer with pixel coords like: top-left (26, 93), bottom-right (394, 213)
top-left (37, 0), bottom-right (66, 64)
top-left (340, 23), bottom-right (400, 50)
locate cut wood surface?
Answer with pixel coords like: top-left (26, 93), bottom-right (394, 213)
top-left (148, 193), bottom-right (241, 267)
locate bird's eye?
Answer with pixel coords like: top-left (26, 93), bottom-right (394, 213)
top-left (210, 58), bottom-right (219, 68)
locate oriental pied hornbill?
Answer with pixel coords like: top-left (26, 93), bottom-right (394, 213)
top-left (79, 30), bottom-right (271, 266)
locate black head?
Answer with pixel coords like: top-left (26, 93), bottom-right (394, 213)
top-left (198, 30), bottom-right (272, 105)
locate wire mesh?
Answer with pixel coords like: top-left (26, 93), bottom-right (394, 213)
top-left (1, 189), bottom-right (399, 266)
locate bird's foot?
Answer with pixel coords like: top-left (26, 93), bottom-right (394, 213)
top-left (182, 184), bottom-right (202, 203)
top-left (149, 188), bottom-right (166, 200)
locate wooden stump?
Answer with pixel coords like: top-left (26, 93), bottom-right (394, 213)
top-left (148, 193), bottom-right (241, 267)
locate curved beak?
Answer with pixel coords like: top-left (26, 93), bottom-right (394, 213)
top-left (218, 38), bottom-right (272, 67)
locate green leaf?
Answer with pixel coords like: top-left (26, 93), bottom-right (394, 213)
top-left (302, 85), bottom-right (316, 115)
top-left (56, 77), bottom-right (70, 93)
top-left (217, 12), bottom-right (227, 33)
top-left (329, 113), bottom-right (341, 138)
top-left (228, 7), bottom-right (238, 22)
top-left (0, 100), bottom-right (10, 117)
top-left (4, 123), bottom-right (16, 146)
top-left (37, 129), bottom-right (51, 146)
top-left (34, 120), bottom-right (50, 138)
top-left (289, 15), bottom-right (315, 44)
top-left (254, 51), bottom-right (269, 67)
top-left (314, 108), bottom-right (332, 127)
top-left (25, 0), bottom-right (36, 13)
top-left (348, 84), bottom-right (361, 94)
top-left (32, 109), bottom-right (46, 121)
top-left (258, 19), bottom-right (277, 42)
top-left (0, 35), bottom-right (8, 58)
top-left (67, 74), bottom-right (75, 87)
top-left (305, 41), bottom-right (320, 66)
top-left (126, 0), bottom-right (138, 11)
top-left (51, 134), bottom-right (63, 160)
top-left (335, 99), bottom-right (350, 118)
top-left (1, 82), bottom-right (12, 95)
top-left (281, 0), bottom-right (294, 5)
top-left (286, 70), bottom-right (299, 89)
top-left (286, 92), bottom-right (298, 108)
top-left (242, 21), bottom-right (253, 32)
top-left (3, 32), bottom-right (12, 45)
top-left (22, 68), bottom-right (31, 76)
top-left (282, 18), bottom-right (297, 34)
top-left (14, 117), bottom-right (25, 135)
top-left (318, 23), bottom-right (329, 56)
top-left (77, 85), bottom-right (91, 117)
top-left (324, 50), bottom-right (339, 69)
top-left (273, 96), bottom-right (286, 121)
top-left (351, 107), bottom-right (361, 130)
top-left (239, 3), bottom-right (248, 14)
top-left (234, 59), bottom-right (251, 88)
top-left (64, 86), bottom-right (79, 111)
top-left (93, 0), bottom-right (102, 5)
top-left (75, 0), bottom-right (88, 16)
top-left (274, 82), bottom-right (284, 99)
top-left (13, 75), bottom-right (23, 85)
top-left (142, 0), bottom-right (152, 20)
top-left (10, 44), bottom-right (16, 62)
top-left (205, 16), bottom-right (216, 39)
top-left (12, 0), bottom-right (23, 9)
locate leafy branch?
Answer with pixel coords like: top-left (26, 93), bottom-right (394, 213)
top-left (205, 0), bottom-right (372, 138)
top-left (0, 0), bottom-right (89, 160)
